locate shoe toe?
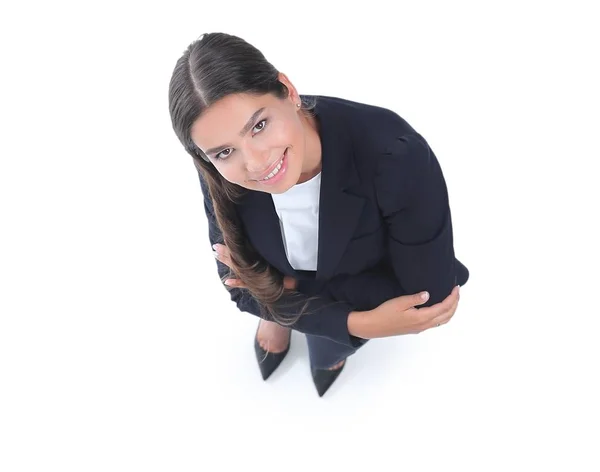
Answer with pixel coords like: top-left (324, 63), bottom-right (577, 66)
top-left (254, 331), bottom-right (291, 381)
top-left (311, 361), bottom-right (346, 397)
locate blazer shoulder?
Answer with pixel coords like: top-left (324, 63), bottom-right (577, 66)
top-left (323, 96), bottom-right (424, 185)
top-left (331, 96), bottom-right (418, 151)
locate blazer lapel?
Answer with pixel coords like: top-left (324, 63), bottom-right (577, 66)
top-left (313, 96), bottom-right (365, 280)
top-left (237, 190), bottom-right (295, 275)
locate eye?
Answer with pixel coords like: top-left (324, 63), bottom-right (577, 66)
top-left (215, 148), bottom-right (233, 160)
top-left (214, 119), bottom-right (268, 161)
top-left (252, 119), bottom-right (267, 134)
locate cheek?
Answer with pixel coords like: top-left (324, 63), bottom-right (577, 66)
top-left (215, 164), bottom-right (246, 185)
top-left (271, 116), bottom-right (300, 144)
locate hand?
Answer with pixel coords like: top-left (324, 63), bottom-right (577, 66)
top-left (212, 243), bottom-right (298, 290)
top-left (349, 285), bottom-right (460, 339)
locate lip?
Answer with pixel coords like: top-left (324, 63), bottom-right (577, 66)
top-left (254, 149), bottom-right (288, 183)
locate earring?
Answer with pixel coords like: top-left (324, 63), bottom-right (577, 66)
top-left (296, 103), bottom-right (301, 108)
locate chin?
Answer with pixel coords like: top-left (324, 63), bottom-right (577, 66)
top-left (274, 182), bottom-right (295, 193)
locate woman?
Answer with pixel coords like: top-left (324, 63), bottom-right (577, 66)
top-left (168, 32), bottom-right (469, 397)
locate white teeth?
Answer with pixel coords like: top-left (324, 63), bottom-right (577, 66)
top-left (261, 155), bottom-right (284, 181)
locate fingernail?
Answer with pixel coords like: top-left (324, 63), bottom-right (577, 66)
top-left (421, 292), bottom-right (429, 301)
top-left (212, 244), bottom-right (218, 251)
top-left (224, 279), bottom-right (232, 285)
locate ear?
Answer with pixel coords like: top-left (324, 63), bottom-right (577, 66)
top-left (277, 72), bottom-right (300, 104)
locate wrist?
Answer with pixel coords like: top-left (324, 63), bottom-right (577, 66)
top-left (347, 310), bottom-right (374, 340)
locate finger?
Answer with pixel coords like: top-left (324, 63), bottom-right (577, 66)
top-left (427, 288), bottom-right (461, 329)
top-left (434, 287), bottom-right (460, 325)
top-left (213, 243), bottom-right (230, 257)
top-left (212, 249), bottom-right (229, 267)
top-left (428, 305), bottom-right (455, 330)
top-left (402, 291), bottom-right (432, 310)
top-left (414, 285), bottom-right (460, 322)
top-left (213, 244), bottom-right (234, 268)
top-left (224, 278), bottom-right (247, 288)
top-left (283, 276), bottom-right (297, 290)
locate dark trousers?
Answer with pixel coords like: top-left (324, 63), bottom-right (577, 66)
top-left (295, 269), bottom-right (371, 369)
top-left (305, 334), bottom-right (369, 369)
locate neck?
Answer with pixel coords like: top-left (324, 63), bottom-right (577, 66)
top-left (297, 112), bottom-right (322, 184)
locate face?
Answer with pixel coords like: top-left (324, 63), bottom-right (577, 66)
top-left (190, 74), bottom-right (319, 194)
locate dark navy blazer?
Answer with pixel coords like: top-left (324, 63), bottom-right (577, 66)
top-left (199, 95), bottom-right (469, 348)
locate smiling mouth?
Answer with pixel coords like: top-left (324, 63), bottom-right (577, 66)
top-left (254, 149), bottom-right (287, 181)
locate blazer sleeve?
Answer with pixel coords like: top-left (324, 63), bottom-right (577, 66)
top-left (374, 132), bottom-right (459, 307)
top-left (296, 266), bottom-right (406, 312)
top-left (197, 172), bottom-right (366, 348)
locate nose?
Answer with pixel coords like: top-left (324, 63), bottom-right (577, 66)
top-left (245, 146), bottom-right (273, 176)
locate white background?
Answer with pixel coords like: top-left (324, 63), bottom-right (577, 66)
top-left (1, 1), bottom-right (599, 470)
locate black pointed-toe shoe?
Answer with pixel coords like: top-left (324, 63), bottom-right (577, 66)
top-left (310, 359), bottom-right (346, 397)
top-left (254, 324), bottom-right (292, 381)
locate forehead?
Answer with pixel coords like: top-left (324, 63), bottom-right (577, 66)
top-left (190, 93), bottom-right (280, 150)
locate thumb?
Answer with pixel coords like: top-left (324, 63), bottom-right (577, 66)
top-left (407, 291), bottom-right (430, 308)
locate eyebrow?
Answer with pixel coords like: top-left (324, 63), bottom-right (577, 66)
top-left (204, 107), bottom-right (266, 155)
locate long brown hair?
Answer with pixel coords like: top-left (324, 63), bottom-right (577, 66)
top-left (168, 32), bottom-right (318, 325)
